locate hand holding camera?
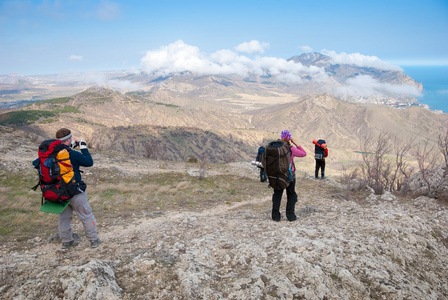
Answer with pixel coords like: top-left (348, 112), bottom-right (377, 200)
top-left (70, 138), bottom-right (87, 150)
top-left (79, 139), bottom-right (87, 149)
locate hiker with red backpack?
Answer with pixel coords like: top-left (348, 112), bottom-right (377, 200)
top-left (55, 128), bottom-right (100, 248)
top-left (262, 130), bottom-right (306, 222)
top-left (34, 128), bottom-right (100, 248)
top-left (313, 139), bottom-right (328, 179)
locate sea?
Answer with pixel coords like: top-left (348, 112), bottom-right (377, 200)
top-left (401, 65), bottom-right (448, 113)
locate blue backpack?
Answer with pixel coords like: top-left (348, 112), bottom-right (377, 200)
top-left (255, 146), bottom-right (267, 182)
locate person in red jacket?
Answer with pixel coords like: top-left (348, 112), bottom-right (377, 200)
top-left (313, 139), bottom-right (328, 179)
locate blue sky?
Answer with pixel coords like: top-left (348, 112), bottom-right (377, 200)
top-left (1, 0), bottom-right (447, 75)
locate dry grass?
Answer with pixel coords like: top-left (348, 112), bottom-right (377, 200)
top-left (0, 167), bottom-right (272, 244)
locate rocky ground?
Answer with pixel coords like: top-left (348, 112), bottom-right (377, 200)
top-left (1, 178), bottom-right (448, 299)
top-left (1, 126), bottom-right (448, 299)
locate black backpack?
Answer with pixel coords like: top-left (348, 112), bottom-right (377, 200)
top-left (261, 140), bottom-right (292, 189)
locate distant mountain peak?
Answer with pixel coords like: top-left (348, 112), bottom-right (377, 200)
top-left (81, 85), bottom-right (121, 95)
top-left (287, 52), bottom-right (331, 67)
top-left (287, 52), bottom-right (421, 91)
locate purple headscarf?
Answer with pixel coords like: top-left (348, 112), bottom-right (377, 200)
top-left (281, 130), bottom-right (291, 140)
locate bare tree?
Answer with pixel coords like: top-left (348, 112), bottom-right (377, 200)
top-left (390, 136), bottom-right (415, 192)
top-left (413, 137), bottom-right (440, 194)
top-left (360, 132), bottom-right (392, 194)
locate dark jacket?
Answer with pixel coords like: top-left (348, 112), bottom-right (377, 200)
top-left (65, 146), bottom-right (93, 182)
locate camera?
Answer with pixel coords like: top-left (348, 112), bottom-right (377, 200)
top-left (71, 139), bottom-right (79, 149)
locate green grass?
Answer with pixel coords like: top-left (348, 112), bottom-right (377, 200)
top-left (330, 274), bottom-right (339, 280)
top-left (0, 172), bottom-right (55, 240)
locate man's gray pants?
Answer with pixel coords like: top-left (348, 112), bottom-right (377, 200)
top-left (59, 191), bottom-right (98, 243)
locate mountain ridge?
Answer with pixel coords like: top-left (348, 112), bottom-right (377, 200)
top-left (1, 52), bottom-right (422, 108)
top-left (288, 52), bottom-right (422, 90)
top-left (1, 85), bottom-right (446, 171)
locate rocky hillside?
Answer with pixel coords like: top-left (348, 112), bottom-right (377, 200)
top-left (249, 93), bottom-right (448, 148)
top-left (0, 126), bottom-right (447, 299)
top-left (1, 86), bottom-right (447, 168)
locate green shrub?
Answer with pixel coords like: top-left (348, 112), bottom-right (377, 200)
top-left (36, 97), bottom-right (72, 105)
top-left (155, 102), bottom-right (179, 108)
top-left (0, 110), bottom-right (56, 125)
top-left (58, 105), bottom-right (81, 114)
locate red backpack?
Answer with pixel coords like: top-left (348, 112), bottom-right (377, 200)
top-left (32, 139), bottom-right (80, 205)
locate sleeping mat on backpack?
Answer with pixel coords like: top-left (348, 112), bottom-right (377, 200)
top-left (40, 200), bottom-right (70, 214)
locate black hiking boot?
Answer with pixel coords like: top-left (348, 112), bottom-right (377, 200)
top-left (62, 240), bottom-right (78, 249)
top-left (272, 211), bottom-right (281, 222)
top-left (287, 214), bottom-right (297, 222)
top-left (90, 238), bottom-right (101, 248)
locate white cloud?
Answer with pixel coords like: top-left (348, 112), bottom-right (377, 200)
top-left (300, 45), bottom-right (313, 53)
top-left (329, 75), bottom-right (422, 98)
top-left (69, 55), bottom-right (84, 62)
top-left (322, 50), bottom-right (403, 71)
top-left (139, 41), bottom-right (420, 99)
top-left (53, 71), bottom-right (144, 91)
top-left (235, 40), bottom-right (269, 54)
top-left (140, 40), bottom-right (210, 75)
top-left (140, 40), bottom-right (327, 82)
